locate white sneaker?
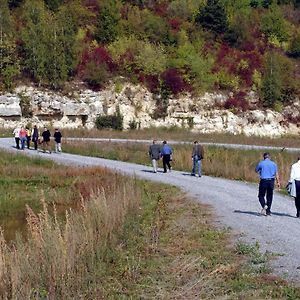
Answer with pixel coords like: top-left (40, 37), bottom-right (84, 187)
top-left (261, 205), bottom-right (267, 216)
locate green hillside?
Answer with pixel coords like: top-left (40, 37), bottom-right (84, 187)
top-left (1, 0), bottom-right (300, 111)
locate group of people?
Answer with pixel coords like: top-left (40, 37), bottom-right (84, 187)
top-left (256, 152), bottom-right (300, 218)
top-left (13, 125), bottom-right (62, 154)
top-left (149, 140), bottom-right (204, 175)
top-left (149, 140), bottom-right (300, 218)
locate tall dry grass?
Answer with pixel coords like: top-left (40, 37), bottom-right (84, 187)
top-left (59, 127), bottom-right (300, 148)
top-left (64, 141), bottom-right (296, 185)
top-left (0, 173), bottom-right (141, 299)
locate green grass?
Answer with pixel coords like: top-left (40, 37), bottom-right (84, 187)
top-left (3, 126), bottom-right (300, 147)
top-left (95, 183), bottom-right (300, 299)
top-left (0, 150), bottom-right (299, 298)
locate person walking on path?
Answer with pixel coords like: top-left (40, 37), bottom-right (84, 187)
top-left (161, 140), bottom-right (173, 173)
top-left (13, 126), bottom-right (20, 149)
top-left (288, 155), bottom-right (300, 218)
top-left (149, 139), bottom-right (161, 173)
top-left (19, 127), bottom-right (27, 150)
top-left (26, 126), bottom-right (31, 149)
top-left (42, 127), bottom-right (51, 153)
top-left (255, 152), bottom-right (280, 216)
top-left (191, 140), bottom-right (204, 177)
top-left (54, 128), bottom-right (62, 153)
top-left (31, 125), bottom-right (39, 150)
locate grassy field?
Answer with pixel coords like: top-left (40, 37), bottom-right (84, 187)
top-left (63, 140), bottom-right (296, 186)
top-left (63, 127), bottom-right (300, 148)
top-left (3, 126), bottom-right (300, 147)
top-left (0, 150), bottom-right (299, 298)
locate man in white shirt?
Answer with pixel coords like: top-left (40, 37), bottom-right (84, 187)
top-left (289, 155), bottom-right (300, 218)
top-left (13, 126), bottom-right (20, 149)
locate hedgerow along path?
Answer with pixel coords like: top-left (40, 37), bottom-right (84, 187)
top-left (0, 137), bottom-right (299, 283)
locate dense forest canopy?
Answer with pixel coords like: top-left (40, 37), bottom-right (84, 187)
top-left (1, 0), bottom-right (300, 110)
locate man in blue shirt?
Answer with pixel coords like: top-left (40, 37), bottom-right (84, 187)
top-left (161, 140), bottom-right (173, 173)
top-left (255, 152), bottom-right (280, 216)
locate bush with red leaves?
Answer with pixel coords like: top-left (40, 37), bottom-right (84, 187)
top-left (168, 18), bottom-right (181, 31)
top-left (224, 91), bottom-right (249, 111)
top-left (138, 73), bottom-right (160, 93)
top-left (77, 47), bottom-right (116, 89)
top-left (214, 43), bottom-right (263, 88)
top-left (160, 68), bottom-right (190, 95)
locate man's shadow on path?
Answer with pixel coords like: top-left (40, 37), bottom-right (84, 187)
top-left (234, 210), bottom-right (295, 218)
top-left (141, 169), bottom-right (165, 174)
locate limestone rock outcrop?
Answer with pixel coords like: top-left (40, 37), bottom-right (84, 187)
top-left (0, 82), bottom-right (299, 137)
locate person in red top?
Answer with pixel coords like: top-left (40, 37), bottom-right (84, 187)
top-left (19, 127), bottom-right (27, 150)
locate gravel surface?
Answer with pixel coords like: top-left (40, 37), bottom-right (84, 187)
top-left (1, 137), bottom-right (300, 283)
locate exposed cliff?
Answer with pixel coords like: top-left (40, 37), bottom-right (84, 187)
top-left (0, 83), bottom-right (299, 137)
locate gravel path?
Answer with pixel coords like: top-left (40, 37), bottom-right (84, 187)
top-left (1, 137), bottom-right (299, 283)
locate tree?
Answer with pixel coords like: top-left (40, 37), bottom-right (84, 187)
top-left (261, 51), bottom-right (282, 107)
top-left (288, 30), bottom-right (300, 57)
top-left (195, 0), bottom-right (228, 36)
top-left (94, 2), bottom-right (120, 44)
top-left (261, 4), bottom-right (289, 43)
top-left (21, 0), bottom-right (76, 88)
top-left (0, 0), bottom-right (11, 37)
top-left (44, 0), bottom-right (63, 11)
top-left (0, 0), bottom-right (20, 90)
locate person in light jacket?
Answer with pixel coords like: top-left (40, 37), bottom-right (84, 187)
top-left (288, 155), bottom-right (300, 218)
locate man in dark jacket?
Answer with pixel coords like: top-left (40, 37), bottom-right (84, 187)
top-left (54, 128), bottom-right (62, 153)
top-left (191, 141), bottom-right (204, 177)
top-left (149, 139), bottom-right (161, 173)
top-left (31, 125), bottom-right (39, 150)
top-left (42, 127), bottom-right (51, 153)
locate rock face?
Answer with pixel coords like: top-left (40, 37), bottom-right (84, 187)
top-left (0, 83), bottom-right (299, 137)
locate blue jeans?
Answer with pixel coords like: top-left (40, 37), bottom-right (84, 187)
top-left (20, 137), bottom-right (26, 150)
top-left (192, 157), bottom-right (202, 176)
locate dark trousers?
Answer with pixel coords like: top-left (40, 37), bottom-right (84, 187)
top-left (162, 155), bottom-right (171, 173)
top-left (15, 137), bottom-right (20, 149)
top-left (32, 137), bottom-right (38, 150)
top-left (26, 136), bottom-right (31, 149)
top-left (258, 179), bottom-right (275, 213)
top-left (294, 180), bottom-right (300, 217)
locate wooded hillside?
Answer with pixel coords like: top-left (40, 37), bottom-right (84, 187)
top-left (1, 0), bottom-right (300, 111)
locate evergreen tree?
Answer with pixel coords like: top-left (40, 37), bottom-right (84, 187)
top-left (21, 0), bottom-right (74, 88)
top-left (195, 0), bottom-right (228, 35)
top-left (94, 2), bottom-right (119, 44)
top-left (44, 0), bottom-right (63, 11)
top-left (261, 51), bottom-right (282, 107)
top-left (289, 31), bottom-right (300, 57)
top-left (0, 0), bottom-right (20, 90)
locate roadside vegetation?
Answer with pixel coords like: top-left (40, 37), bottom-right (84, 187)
top-left (2, 0), bottom-right (300, 115)
top-left (63, 140), bottom-right (296, 185)
top-left (0, 150), bottom-right (300, 298)
top-left (2, 126), bottom-right (300, 148)
top-left (57, 127), bottom-right (300, 148)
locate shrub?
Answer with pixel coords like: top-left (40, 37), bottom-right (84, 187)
top-left (128, 119), bottom-right (138, 130)
top-left (160, 68), bottom-right (190, 95)
top-left (224, 91), bottom-right (249, 111)
top-left (288, 30), bottom-right (300, 58)
top-left (78, 47), bottom-right (116, 89)
top-left (18, 93), bottom-right (33, 117)
top-left (95, 109), bottom-right (123, 130)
